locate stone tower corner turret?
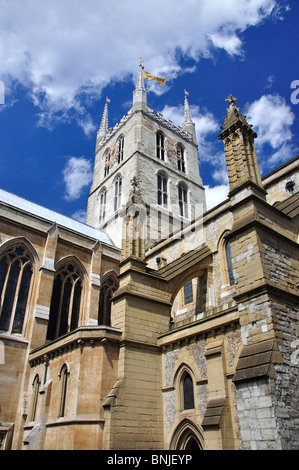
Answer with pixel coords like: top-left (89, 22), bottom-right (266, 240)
top-left (219, 94), bottom-right (266, 199)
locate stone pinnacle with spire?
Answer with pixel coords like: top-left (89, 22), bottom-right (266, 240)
top-left (219, 94), bottom-right (265, 197)
top-left (133, 59), bottom-right (147, 111)
top-left (97, 98), bottom-right (109, 141)
top-left (219, 94), bottom-right (256, 139)
top-left (182, 90), bottom-right (196, 143)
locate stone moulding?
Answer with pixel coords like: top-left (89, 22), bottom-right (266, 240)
top-left (102, 378), bottom-right (124, 410)
top-left (232, 338), bottom-right (283, 383)
top-left (201, 396), bottom-right (226, 427)
top-left (28, 326), bottom-right (122, 366)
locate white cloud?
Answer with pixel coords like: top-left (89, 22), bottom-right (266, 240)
top-left (264, 75), bottom-right (275, 90)
top-left (71, 209), bottom-right (87, 223)
top-left (245, 94), bottom-right (295, 149)
top-left (245, 93), bottom-right (296, 169)
top-left (63, 157), bottom-right (93, 201)
top-left (77, 116), bottom-right (97, 137)
top-left (209, 32), bottom-right (243, 56)
top-left (160, 103), bottom-right (219, 150)
top-left (161, 102), bottom-right (231, 207)
top-left (204, 184), bottom-right (229, 210)
top-left (161, 102), bottom-right (229, 187)
top-left (0, 0), bottom-right (283, 127)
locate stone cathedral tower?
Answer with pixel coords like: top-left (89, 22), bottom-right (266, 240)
top-left (86, 62), bottom-right (206, 248)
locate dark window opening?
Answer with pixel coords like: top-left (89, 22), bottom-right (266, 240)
top-left (178, 184), bottom-right (188, 218)
top-left (114, 175), bottom-right (122, 212)
top-left (183, 373), bottom-right (195, 410)
top-left (177, 144), bottom-right (185, 173)
top-left (156, 132), bottom-right (165, 160)
top-left (98, 277), bottom-right (118, 326)
top-left (46, 265), bottom-right (82, 341)
top-left (157, 173), bottom-right (168, 207)
top-left (183, 280), bottom-right (193, 305)
top-left (117, 136), bottom-right (124, 163)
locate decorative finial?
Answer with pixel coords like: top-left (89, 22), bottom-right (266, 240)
top-left (130, 176), bottom-right (140, 194)
top-left (225, 94), bottom-right (237, 111)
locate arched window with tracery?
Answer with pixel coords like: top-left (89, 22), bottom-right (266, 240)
top-left (46, 263), bottom-right (82, 341)
top-left (98, 276), bottom-right (118, 326)
top-left (0, 245), bottom-right (33, 335)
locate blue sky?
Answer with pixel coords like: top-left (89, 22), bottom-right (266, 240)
top-left (0, 0), bottom-right (298, 219)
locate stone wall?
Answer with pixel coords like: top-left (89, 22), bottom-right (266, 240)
top-left (234, 378), bottom-right (281, 449)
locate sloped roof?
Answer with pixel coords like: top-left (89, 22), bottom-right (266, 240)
top-left (0, 188), bottom-right (114, 246)
top-left (275, 191), bottom-right (299, 218)
top-left (147, 244), bottom-right (211, 281)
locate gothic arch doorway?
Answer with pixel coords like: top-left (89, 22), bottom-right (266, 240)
top-left (185, 436), bottom-right (201, 450)
top-left (170, 419), bottom-right (203, 450)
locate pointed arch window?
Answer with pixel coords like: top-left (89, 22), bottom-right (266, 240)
top-left (46, 264), bottom-right (82, 341)
top-left (117, 135), bottom-right (124, 163)
top-left (114, 174), bottom-right (122, 212)
top-left (177, 144), bottom-right (185, 173)
top-left (157, 172), bottom-right (168, 208)
top-left (98, 276), bottom-right (118, 326)
top-left (99, 187), bottom-right (107, 223)
top-left (182, 372), bottom-right (195, 410)
top-left (58, 364), bottom-right (69, 418)
top-left (178, 183), bottom-right (188, 218)
top-left (156, 131), bottom-right (165, 160)
top-left (0, 246), bottom-right (33, 335)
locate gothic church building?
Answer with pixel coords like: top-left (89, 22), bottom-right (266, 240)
top-left (0, 63), bottom-right (298, 450)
